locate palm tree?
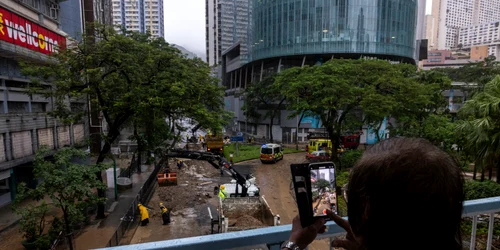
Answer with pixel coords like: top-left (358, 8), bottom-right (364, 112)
top-left (458, 76), bottom-right (500, 183)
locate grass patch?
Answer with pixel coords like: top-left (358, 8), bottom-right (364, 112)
top-left (284, 147), bottom-right (304, 154)
top-left (223, 143), bottom-right (305, 163)
top-left (223, 144), bottom-right (261, 163)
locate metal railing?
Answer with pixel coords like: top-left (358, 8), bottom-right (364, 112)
top-left (105, 157), bottom-right (162, 247)
top-left (98, 196), bottom-right (500, 250)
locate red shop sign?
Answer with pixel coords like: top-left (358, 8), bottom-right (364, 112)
top-left (0, 6), bottom-right (66, 55)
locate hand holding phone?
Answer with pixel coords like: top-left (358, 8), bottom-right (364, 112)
top-left (291, 161), bottom-right (337, 228)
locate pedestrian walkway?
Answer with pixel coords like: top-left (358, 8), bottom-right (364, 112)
top-left (0, 200), bottom-right (23, 233)
top-left (74, 164), bottom-right (154, 250)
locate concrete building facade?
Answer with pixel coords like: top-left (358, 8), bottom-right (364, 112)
top-left (0, 0), bottom-right (87, 207)
top-left (205, 0), bottom-right (219, 65)
top-left (205, 0), bottom-right (251, 66)
top-left (459, 21), bottom-right (500, 48)
top-left (111, 0), bottom-right (164, 38)
top-left (221, 0), bottom-right (419, 142)
top-left (427, 0), bottom-right (500, 50)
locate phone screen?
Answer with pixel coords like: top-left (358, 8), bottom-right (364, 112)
top-left (310, 163), bottom-right (337, 216)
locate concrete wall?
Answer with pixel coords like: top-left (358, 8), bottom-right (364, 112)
top-left (12, 131), bottom-right (33, 159)
top-left (57, 126), bottom-right (71, 147)
top-left (38, 128), bottom-right (55, 149)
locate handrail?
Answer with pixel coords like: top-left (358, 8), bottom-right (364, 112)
top-left (98, 197), bottom-right (500, 250)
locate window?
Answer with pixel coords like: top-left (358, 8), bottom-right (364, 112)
top-left (31, 102), bottom-right (46, 112)
top-left (8, 102), bottom-right (28, 113)
top-left (428, 58), bottom-right (442, 62)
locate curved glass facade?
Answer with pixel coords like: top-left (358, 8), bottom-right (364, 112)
top-left (251, 0), bottom-right (418, 62)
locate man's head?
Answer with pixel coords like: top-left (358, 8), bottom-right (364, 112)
top-left (347, 137), bottom-right (464, 250)
top-left (220, 185), bottom-right (225, 190)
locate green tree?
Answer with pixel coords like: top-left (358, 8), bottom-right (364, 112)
top-left (242, 75), bottom-right (286, 142)
top-left (277, 59), bottom-right (423, 163)
top-left (314, 179), bottom-right (331, 192)
top-left (22, 26), bottom-right (228, 217)
top-left (389, 70), bottom-right (452, 145)
top-left (436, 56), bottom-right (500, 88)
top-left (458, 76), bottom-right (500, 183)
top-left (16, 147), bottom-right (106, 250)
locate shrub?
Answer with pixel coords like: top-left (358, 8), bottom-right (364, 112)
top-left (336, 171), bottom-right (350, 189)
top-left (464, 180), bottom-right (500, 200)
top-left (340, 150), bottom-right (363, 169)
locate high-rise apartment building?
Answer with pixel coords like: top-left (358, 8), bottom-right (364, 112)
top-left (472, 0), bottom-right (500, 25)
top-left (205, 0), bottom-right (251, 66)
top-left (427, 0), bottom-right (500, 50)
top-left (111, 0), bottom-right (164, 38)
top-left (206, 0), bottom-right (219, 65)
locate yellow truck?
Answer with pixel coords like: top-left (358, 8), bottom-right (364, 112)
top-left (206, 135), bottom-right (224, 155)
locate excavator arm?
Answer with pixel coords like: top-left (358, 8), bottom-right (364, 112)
top-left (166, 150), bottom-right (250, 196)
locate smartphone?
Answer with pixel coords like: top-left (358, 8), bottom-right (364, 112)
top-left (309, 162), bottom-right (337, 218)
top-left (291, 161), bottom-right (337, 228)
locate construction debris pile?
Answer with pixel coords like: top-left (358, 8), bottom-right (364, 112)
top-left (158, 159), bottom-right (220, 211)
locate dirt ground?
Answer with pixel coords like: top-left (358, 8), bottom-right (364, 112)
top-left (254, 153), bottom-right (333, 250)
top-left (130, 158), bottom-right (223, 244)
top-left (129, 152), bottom-right (337, 249)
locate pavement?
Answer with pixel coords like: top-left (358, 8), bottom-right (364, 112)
top-left (74, 163), bottom-right (154, 250)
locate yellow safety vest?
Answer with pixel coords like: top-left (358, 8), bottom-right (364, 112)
top-left (218, 190), bottom-right (228, 199)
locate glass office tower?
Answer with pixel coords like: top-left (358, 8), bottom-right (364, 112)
top-left (251, 0), bottom-right (417, 62)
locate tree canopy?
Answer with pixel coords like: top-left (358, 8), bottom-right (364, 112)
top-left (242, 74), bottom-right (286, 142)
top-left (276, 59), bottom-right (449, 163)
top-left (22, 25), bottom-right (229, 217)
top-left (458, 76), bottom-right (500, 182)
top-left (15, 147), bottom-right (106, 250)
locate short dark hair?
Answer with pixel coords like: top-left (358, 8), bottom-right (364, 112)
top-left (347, 137), bottom-right (464, 250)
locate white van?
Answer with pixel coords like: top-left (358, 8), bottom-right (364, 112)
top-left (224, 174), bottom-right (260, 197)
top-left (260, 143), bottom-right (284, 163)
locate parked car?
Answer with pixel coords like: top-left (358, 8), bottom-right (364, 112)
top-left (306, 150), bottom-right (330, 162)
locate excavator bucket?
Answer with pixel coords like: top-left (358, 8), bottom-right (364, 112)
top-left (157, 172), bottom-right (177, 186)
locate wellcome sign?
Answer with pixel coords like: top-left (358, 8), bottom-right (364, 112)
top-left (0, 6), bottom-right (66, 55)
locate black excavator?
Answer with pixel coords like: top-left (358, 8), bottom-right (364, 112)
top-left (165, 149), bottom-right (259, 197)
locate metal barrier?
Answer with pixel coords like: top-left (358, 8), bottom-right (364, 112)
top-left (98, 196), bottom-right (500, 250)
top-left (105, 157), bottom-right (163, 247)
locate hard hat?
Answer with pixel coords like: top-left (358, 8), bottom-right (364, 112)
top-left (160, 202), bottom-right (164, 206)
top-left (220, 185), bottom-right (225, 190)
top-left (138, 203), bottom-right (142, 207)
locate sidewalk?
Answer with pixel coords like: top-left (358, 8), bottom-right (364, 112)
top-left (74, 163), bottom-right (154, 250)
top-left (0, 200), bottom-right (21, 234)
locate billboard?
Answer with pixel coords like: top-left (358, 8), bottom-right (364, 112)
top-left (0, 7), bottom-right (66, 55)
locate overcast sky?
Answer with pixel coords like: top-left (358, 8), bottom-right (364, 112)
top-left (164, 0), bottom-right (434, 61)
top-left (164, 0), bottom-right (206, 60)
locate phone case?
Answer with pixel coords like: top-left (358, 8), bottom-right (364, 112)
top-left (290, 163), bottom-right (315, 228)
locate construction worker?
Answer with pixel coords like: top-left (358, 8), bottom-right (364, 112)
top-left (218, 185), bottom-right (228, 200)
top-left (137, 203), bottom-right (149, 226)
top-left (159, 202), bottom-right (170, 225)
top-left (177, 160), bottom-right (183, 170)
top-left (199, 134), bottom-right (203, 143)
